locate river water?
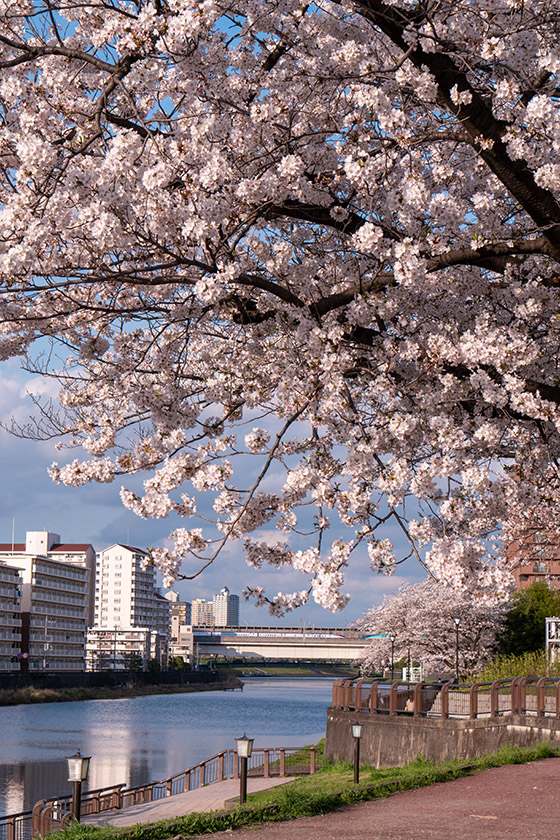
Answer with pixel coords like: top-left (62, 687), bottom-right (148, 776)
top-left (0, 678), bottom-right (334, 816)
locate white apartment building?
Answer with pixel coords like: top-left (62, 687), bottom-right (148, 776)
top-left (0, 564), bottom-right (22, 671)
top-left (89, 544), bottom-right (170, 669)
top-left (213, 587), bottom-right (240, 626)
top-left (0, 531), bottom-right (96, 625)
top-left (86, 626), bottom-right (156, 671)
top-left (0, 532), bottom-right (91, 671)
top-left (20, 555), bottom-right (87, 670)
top-left (191, 588), bottom-right (240, 628)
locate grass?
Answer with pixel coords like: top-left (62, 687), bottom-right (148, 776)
top-left (471, 651), bottom-right (560, 681)
top-left (0, 677), bottom-right (242, 706)
top-left (47, 740), bottom-right (560, 840)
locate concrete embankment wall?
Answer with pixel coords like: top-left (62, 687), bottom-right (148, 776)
top-left (0, 669), bottom-right (218, 691)
top-left (325, 707), bottom-right (560, 768)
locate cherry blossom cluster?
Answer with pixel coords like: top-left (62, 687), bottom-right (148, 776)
top-left (0, 1), bottom-right (560, 611)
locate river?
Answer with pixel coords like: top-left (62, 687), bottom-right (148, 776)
top-left (0, 678), bottom-right (334, 816)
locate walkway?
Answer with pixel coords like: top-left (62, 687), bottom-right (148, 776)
top-left (82, 777), bottom-right (292, 828)
top-left (201, 756), bottom-right (560, 840)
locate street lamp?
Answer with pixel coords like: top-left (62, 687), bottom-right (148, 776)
top-left (389, 635), bottom-right (395, 681)
top-left (235, 734), bottom-right (254, 805)
top-left (453, 617), bottom-right (461, 683)
top-left (351, 722), bottom-right (363, 784)
top-left (66, 750), bottom-right (91, 822)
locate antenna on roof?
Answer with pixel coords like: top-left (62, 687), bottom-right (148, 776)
top-left (11, 518), bottom-right (15, 553)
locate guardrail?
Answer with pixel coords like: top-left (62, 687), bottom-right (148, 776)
top-left (331, 676), bottom-right (560, 719)
top-left (0, 746), bottom-right (320, 839)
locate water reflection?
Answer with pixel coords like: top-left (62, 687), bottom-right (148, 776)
top-left (0, 678), bottom-right (334, 814)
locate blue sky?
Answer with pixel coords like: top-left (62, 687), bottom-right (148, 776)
top-left (0, 358), bottom-right (427, 626)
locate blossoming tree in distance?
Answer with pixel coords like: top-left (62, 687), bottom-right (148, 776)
top-left (0, 0), bottom-right (559, 613)
top-left (354, 581), bottom-right (505, 676)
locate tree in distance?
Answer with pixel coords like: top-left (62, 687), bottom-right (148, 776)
top-left (354, 581), bottom-right (505, 676)
top-left (496, 581), bottom-right (560, 657)
top-left (1, 3), bottom-right (560, 612)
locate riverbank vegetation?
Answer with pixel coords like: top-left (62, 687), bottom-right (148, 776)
top-left (47, 742), bottom-right (559, 840)
top-left (0, 676), bottom-right (242, 707)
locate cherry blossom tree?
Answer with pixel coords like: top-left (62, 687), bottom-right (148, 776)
top-left (354, 581), bottom-right (505, 675)
top-left (0, 1), bottom-right (560, 611)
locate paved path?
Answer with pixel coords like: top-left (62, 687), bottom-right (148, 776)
top-left (197, 757), bottom-right (560, 840)
top-left (83, 777), bottom-right (292, 828)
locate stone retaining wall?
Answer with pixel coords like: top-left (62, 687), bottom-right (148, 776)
top-left (325, 707), bottom-right (560, 767)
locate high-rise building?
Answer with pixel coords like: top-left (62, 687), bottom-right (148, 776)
top-left (0, 564), bottom-right (22, 671)
top-left (0, 531), bottom-right (96, 624)
top-left (212, 586), bottom-right (239, 626)
top-left (0, 531), bottom-right (90, 671)
top-left (88, 544), bottom-right (171, 669)
top-left (191, 598), bottom-right (215, 627)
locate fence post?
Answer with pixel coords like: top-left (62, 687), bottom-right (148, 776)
top-left (470, 683), bottom-right (479, 718)
top-left (279, 750), bottom-right (285, 777)
top-left (369, 680), bottom-right (379, 714)
top-left (310, 748), bottom-right (316, 775)
top-left (343, 680), bottom-right (354, 710)
top-left (355, 679), bottom-right (365, 711)
top-left (264, 750), bottom-right (270, 778)
top-left (490, 681), bottom-right (499, 717)
top-left (537, 677), bottom-right (547, 717)
top-left (218, 752), bottom-right (225, 781)
top-left (6, 817), bottom-right (14, 840)
top-left (413, 682), bottom-right (423, 717)
top-left (332, 679), bottom-right (343, 708)
top-left (32, 801), bottom-right (46, 838)
top-left (440, 683), bottom-right (449, 719)
top-left (389, 682), bottom-right (399, 715)
top-left (555, 680), bottom-right (560, 718)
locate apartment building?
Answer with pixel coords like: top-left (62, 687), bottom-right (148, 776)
top-left (0, 564), bottom-right (22, 671)
top-left (0, 532), bottom-right (90, 671)
top-left (508, 528), bottom-right (560, 590)
top-left (191, 598), bottom-right (214, 627)
top-left (88, 544), bottom-right (170, 669)
top-left (0, 531), bottom-right (96, 623)
top-left (212, 587), bottom-right (240, 627)
top-left (165, 592), bottom-right (192, 642)
top-left (19, 555), bottom-right (87, 670)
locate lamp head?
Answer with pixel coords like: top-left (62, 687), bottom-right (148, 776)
top-left (351, 722), bottom-right (363, 739)
top-left (66, 750), bottom-right (91, 782)
top-left (235, 734), bottom-right (254, 758)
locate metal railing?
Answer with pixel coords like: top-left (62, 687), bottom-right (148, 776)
top-left (0, 746), bottom-right (320, 839)
top-left (331, 676), bottom-right (560, 719)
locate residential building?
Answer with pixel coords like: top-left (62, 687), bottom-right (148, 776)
top-left (508, 528), bottom-right (560, 590)
top-left (86, 626), bottom-right (154, 671)
top-left (0, 564), bottom-right (22, 671)
top-left (165, 592), bottom-right (192, 642)
top-left (212, 586), bottom-right (239, 626)
top-left (0, 531), bottom-right (96, 624)
top-left (191, 598), bottom-right (215, 627)
top-left (19, 555), bottom-right (88, 670)
top-left (88, 544), bottom-right (170, 669)
top-left (0, 532), bottom-right (90, 671)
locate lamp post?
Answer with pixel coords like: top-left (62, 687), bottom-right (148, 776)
top-left (235, 734), bottom-right (254, 805)
top-left (351, 722), bottom-right (363, 784)
top-left (453, 617), bottom-right (461, 683)
top-left (66, 750), bottom-right (91, 822)
top-left (389, 635), bottom-right (395, 681)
